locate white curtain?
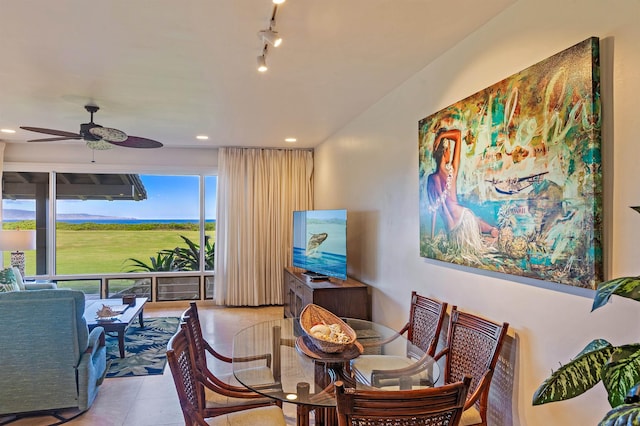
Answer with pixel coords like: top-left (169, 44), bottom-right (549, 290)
top-left (214, 147), bottom-right (313, 306)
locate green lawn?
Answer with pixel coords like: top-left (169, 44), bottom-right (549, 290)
top-left (6, 229), bottom-right (213, 276)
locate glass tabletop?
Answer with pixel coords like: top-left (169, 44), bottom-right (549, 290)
top-left (232, 317), bottom-right (440, 407)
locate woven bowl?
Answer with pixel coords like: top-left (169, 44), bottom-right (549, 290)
top-left (299, 304), bottom-right (356, 353)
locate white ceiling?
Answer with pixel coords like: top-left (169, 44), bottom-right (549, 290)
top-left (0, 0), bottom-right (514, 150)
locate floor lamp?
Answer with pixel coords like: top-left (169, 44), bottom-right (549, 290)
top-left (0, 230), bottom-right (36, 278)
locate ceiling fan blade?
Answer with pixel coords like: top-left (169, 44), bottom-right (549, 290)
top-left (28, 136), bottom-right (82, 142)
top-left (109, 136), bottom-right (163, 149)
top-left (20, 127), bottom-right (81, 138)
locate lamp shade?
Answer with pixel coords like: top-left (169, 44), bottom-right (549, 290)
top-left (0, 230), bottom-right (36, 251)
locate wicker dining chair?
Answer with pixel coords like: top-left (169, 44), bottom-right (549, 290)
top-left (334, 376), bottom-right (471, 426)
top-left (167, 325), bottom-right (286, 426)
top-left (434, 307), bottom-right (509, 426)
top-left (350, 292), bottom-right (448, 387)
top-left (180, 302), bottom-right (281, 418)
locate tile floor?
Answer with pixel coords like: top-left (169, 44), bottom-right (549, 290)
top-left (2, 303), bottom-right (299, 426)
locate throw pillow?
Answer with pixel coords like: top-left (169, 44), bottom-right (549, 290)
top-left (11, 266), bottom-right (25, 290)
top-left (0, 268), bottom-right (19, 292)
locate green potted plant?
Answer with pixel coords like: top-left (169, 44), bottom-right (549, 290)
top-left (532, 276), bottom-right (640, 425)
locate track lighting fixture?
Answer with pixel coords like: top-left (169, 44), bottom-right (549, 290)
top-left (257, 46), bottom-right (268, 72)
top-left (255, 2), bottom-right (285, 72)
top-left (259, 28), bottom-right (282, 47)
top-left (257, 55), bottom-right (268, 73)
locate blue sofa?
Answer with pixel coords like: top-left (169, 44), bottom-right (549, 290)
top-left (0, 267), bottom-right (58, 291)
top-left (0, 289), bottom-right (107, 418)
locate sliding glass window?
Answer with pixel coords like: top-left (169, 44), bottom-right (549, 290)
top-left (55, 173), bottom-right (201, 275)
top-left (204, 175), bottom-right (217, 298)
top-left (2, 172), bottom-right (216, 281)
top-left (1, 171), bottom-right (48, 276)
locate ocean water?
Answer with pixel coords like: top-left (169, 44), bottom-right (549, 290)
top-left (292, 247), bottom-right (347, 280)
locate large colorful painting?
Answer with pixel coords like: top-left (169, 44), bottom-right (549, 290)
top-left (418, 37), bottom-right (602, 288)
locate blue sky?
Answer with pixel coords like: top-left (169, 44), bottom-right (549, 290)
top-left (4, 175), bottom-right (217, 220)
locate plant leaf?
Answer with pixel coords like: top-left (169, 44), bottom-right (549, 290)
top-left (599, 403), bottom-right (640, 426)
top-left (533, 339), bottom-right (614, 405)
top-left (603, 345), bottom-right (640, 407)
top-left (593, 276), bottom-right (640, 311)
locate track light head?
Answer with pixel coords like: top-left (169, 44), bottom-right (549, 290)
top-left (258, 29), bottom-right (282, 47)
top-left (257, 54), bottom-right (268, 72)
top-left (255, 1), bottom-right (283, 72)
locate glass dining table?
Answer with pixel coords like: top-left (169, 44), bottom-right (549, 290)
top-left (232, 317), bottom-right (440, 426)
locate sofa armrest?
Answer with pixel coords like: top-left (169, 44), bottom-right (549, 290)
top-left (87, 326), bottom-right (106, 356)
top-left (24, 282), bottom-right (58, 290)
top-left (24, 281), bottom-right (58, 290)
top-left (77, 326), bottom-right (107, 410)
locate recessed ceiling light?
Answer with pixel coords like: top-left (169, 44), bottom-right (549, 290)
top-left (1, 129), bottom-right (16, 134)
top-left (285, 137), bottom-right (297, 143)
top-left (273, 0), bottom-right (286, 4)
top-left (196, 135), bottom-right (209, 140)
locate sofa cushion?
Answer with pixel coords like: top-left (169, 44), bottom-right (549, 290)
top-left (0, 268), bottom-right (19, 292)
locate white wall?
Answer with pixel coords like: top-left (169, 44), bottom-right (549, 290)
top-left (4, 143), bottom-right (218, 174)
top-left (314, 0), bottom-right (640, 424)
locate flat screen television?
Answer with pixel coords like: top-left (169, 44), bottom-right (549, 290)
top-left (292, 209), bottom-right (347, 280)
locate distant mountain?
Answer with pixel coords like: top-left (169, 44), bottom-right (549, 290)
top-left (2, 209), bottom-right (134, 221)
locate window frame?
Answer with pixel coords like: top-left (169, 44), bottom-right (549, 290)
top-left (2, 162), bottom-right (217, 301)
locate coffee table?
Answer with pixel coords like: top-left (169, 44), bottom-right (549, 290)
top-left (84, 297), bottom-right (148, 358)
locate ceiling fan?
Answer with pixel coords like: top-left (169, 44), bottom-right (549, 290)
top-left (20, 105), bottom-right (163, 149)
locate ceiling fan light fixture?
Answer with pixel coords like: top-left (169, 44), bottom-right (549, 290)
top-left (85, 140), bottom-right (114, 151)
top-left (257, 54), bottom-right (268, 72)
top-left (259, 29), bottom-right (282, 47)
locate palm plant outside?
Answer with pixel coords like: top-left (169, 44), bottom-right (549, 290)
top-left (125, 235), bottom-right (214, 272)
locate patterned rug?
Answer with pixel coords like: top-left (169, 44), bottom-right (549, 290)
top-left (104, 316), bottom-right (180, 378)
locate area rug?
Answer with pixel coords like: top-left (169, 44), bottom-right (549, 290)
top-left (104, 316), bottom-right (180, 378)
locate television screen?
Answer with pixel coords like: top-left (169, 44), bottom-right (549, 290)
top-left (292, 209), bottom-right (347, 280)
